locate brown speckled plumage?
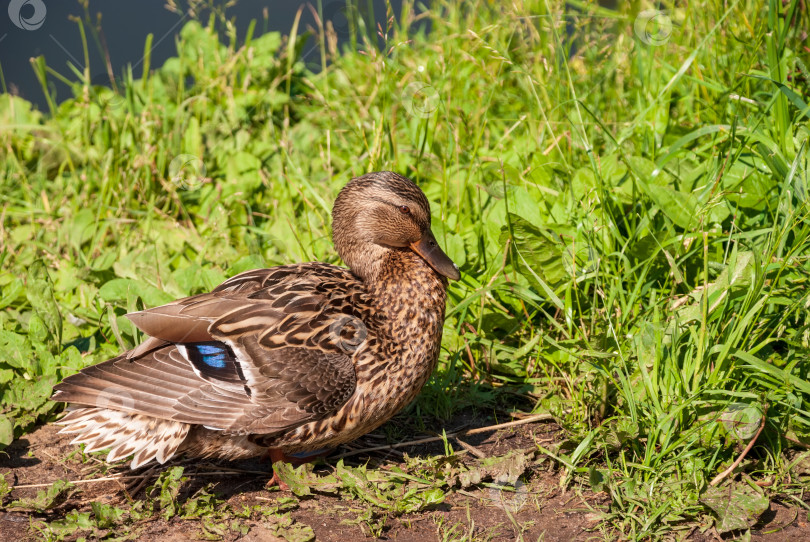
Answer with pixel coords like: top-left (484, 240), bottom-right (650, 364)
top-left (52, 172), bottom-right (460, 469)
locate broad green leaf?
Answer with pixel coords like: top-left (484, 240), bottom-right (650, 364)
top-left (0, 330), bottom-right (30, 369)
top-left (700, 482), bottom-right (769, 533)
top-left (0, 277), bottom-right (24, 310)
top-left (644, 184), bottom-right (698, 229)
top-left (98, 278), bottom-right (174, 308)
top-left (267, 512), bottom-right (315, 542)
top-left (501, 213), bottom-right (571, 286)
top-left (0, 415), bottom-right (14, 447)
top-left (26, 262), bottom-right (62, 347)
top-left (90, 502), bottom-right (127, 529)
top-left (68, 209), bottom-right (96, 250)
top-left (228, 254), bottom-right (266, 276)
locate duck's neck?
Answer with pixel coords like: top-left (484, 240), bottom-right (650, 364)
top-left (365, 249), bottom-right (448, 328)
top-left (362, 250), bottom-right (447, 373)
top-left (357, 249), bottom-right (448, 406)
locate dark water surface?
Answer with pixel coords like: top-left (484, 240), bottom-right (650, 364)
top-left (1, 0), bottom-right (402, 110)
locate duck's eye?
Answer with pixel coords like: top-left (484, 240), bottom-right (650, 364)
top-left (398, 205), bottom-right (411, 214)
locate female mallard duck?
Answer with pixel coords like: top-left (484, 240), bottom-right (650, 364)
top-left (52, 171), bottom-right (460, 483)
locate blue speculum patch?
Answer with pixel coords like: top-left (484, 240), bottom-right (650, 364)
top-left (192, 343), bottom-right (228, 368)
top-left (183, 341), bottom-right (244, 386)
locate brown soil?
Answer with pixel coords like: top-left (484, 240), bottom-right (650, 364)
top-left (1, 414), bottom-right (808, 541)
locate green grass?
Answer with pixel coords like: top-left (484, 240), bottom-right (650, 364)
top-left (1, 0), bottom-right (810, 538)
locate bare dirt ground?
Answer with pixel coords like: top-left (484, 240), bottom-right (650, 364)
top-left (1, 413), bottom-right (809, 541)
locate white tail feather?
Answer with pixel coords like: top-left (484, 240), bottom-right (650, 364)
top-left (58, 407), bottom-right (190, 469)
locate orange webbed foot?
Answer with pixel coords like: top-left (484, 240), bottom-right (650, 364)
top-left (265, 448), bottom-right (290, 490)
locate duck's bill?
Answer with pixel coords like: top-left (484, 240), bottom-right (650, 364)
top-left (410, 231), bottom-right (461, 280)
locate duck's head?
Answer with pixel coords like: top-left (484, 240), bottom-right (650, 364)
top-left (332, 171), bottom-right (461, 282)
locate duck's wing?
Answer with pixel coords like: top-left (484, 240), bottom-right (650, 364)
top-left (53, 264), bottom-right (369, 436)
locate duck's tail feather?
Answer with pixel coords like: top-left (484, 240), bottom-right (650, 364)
top-left (57, 407), bottom-right (191, 469)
